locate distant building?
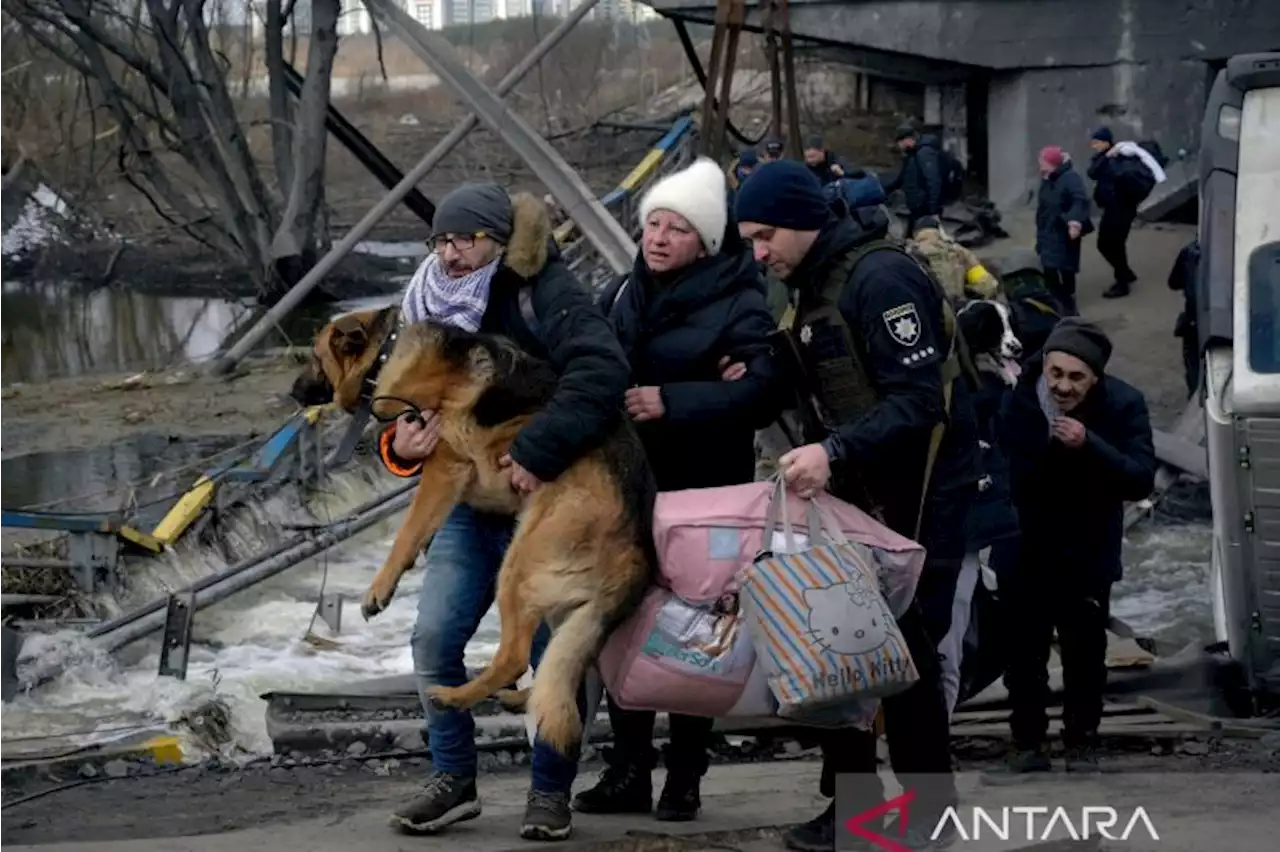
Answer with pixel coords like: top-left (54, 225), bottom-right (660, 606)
top-left (258, 0), bottom-right (657, 38)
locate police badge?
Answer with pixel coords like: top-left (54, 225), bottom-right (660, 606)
top-left (882, 303), bottom-right (921, 347)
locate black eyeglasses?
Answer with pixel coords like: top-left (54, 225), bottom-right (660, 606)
top-left (428, 231), bottom-right (488, 254)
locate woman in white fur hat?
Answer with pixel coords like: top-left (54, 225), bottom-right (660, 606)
top-left (574, 157), bottom-right (781, 821)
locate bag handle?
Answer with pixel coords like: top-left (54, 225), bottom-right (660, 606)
top-left (761, 475), bottom-right (798, 554)
top-left (804, 500), bottom-right (850, 548)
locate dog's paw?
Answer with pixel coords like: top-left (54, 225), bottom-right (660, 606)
top-left (494, 687), bottom-right (530, 713)
top-left (361, 576), bottom-right (398, 621)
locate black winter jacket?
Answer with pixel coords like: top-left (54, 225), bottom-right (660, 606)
top-left (884, 134), bottom-right (944, 220)
top-left (807, 152), bottom-right (851, 186)
top-left (381, 193), bottom-right (630, 484)
top-left (790, 204), bottom-right (983, 540)
top-left (1035, 161), bottom-right (1092, 273)
top-left (998, 357), bottom-right (1157, 585)
top-left (600, 227), bottom-right (779, 492)
top-left (964, 371), bottom-right (1019, 553)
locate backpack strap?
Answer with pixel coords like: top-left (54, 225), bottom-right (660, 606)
top-left (517, 286), bottom-right (541, 340)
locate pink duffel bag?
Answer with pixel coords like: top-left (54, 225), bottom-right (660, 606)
top-left (598, 480), bottom-right (927, 718)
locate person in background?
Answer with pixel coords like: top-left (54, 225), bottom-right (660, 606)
top-left (1034, 145), bottom-right (1091, 317)
top-left (376, 182), bottom-right (631, 842)
top-left (574, 157), bottom-right (779, 822)
top-left (735, 160), bottom-right (981, 851)
top-left (997, 319), bottom-right (1156, 773)
top-left (1167, 238), bottom-right (1201, 398)
top-left (910, 215), bottom-right (1001, 304)
top-left (802, 133), bottom-right (848, 185)
top-left (884, 122), bottom-right (944, 236)
top-left (761, 137), bottom-right (785, 163)
top-left (1087, 126), bottom-right (1165, 300)
top-left (726, 147), bottom-right (760, 208)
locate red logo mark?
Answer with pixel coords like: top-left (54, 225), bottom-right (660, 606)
top-left (844, 789), bottom-right (917, 852)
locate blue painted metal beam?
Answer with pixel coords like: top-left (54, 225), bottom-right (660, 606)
top-left (1, 511), bottom-right (117, 534)
top-left (222, 415), bottom-right (309, 483)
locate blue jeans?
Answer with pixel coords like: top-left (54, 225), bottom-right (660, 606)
top-left (412, 503), bottom-right (583, 793)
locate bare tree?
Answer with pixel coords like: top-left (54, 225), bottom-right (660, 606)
top-left (3, 0), bottom-right (340, 300)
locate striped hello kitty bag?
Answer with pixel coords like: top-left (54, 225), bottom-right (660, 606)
top-left (741, 484), bottom-right (919, 718)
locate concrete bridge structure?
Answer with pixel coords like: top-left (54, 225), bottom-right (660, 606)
top-left (641, 0), bottom-right (1280, 209)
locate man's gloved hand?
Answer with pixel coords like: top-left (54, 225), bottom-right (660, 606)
top-left (392, 411), bottom-right (442, 460)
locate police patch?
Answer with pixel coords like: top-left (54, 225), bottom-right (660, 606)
top-left (882, 303), bottom-right (922, 347)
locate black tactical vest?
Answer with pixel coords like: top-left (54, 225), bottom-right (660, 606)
top-left (787, 237), bottom-right (973, 537)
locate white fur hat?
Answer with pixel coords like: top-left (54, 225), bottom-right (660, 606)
top-left (637, 156), bottom-right (728, 254)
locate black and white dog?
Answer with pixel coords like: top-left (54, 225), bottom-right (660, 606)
top-left (958, 299), bottom-right (1023, 386)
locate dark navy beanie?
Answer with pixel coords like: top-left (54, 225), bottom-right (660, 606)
top-left (1091, 126), bottom-right (1114, 144)
top-left (734, 160), bottom-right (829, 231)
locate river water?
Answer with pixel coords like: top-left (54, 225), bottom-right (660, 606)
top-left (0, 242), bottom-right (423, 386)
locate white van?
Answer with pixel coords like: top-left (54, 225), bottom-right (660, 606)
top-left (1201, 52), bottom-right (1280, 708)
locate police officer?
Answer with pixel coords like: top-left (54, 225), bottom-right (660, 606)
top-left (735, 161), bottom-right (982, 851)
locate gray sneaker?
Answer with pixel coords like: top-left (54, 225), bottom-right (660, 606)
top-left (391, 770), bottom-right (481, 835)
top-left (521, 789), bottom-right (573, 841)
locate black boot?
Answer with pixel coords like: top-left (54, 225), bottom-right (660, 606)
top-left (785, 801), bottom-right (836, 852)
top-left (656, 768), bottom-right (701, 821)
top-left (571, 746), bottom-right (653, 814)
top-left (1103, 280), bottom-right (1131, 299)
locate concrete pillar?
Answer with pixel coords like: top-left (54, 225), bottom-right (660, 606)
top-left (986, 71), bottom-right (1034, 211)
top-left (941, 82), bottom-right (968, 165)
top-left (924, 84), bottom-right (943, 125)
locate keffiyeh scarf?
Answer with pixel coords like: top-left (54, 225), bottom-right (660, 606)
top-left (400, 253), bottom-right (501, 331)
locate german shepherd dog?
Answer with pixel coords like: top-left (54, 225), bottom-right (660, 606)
top-left (305, 319), bottom-right (656, 754)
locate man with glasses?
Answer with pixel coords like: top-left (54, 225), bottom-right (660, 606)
top-left (376, 182), bottom-right (631, 841)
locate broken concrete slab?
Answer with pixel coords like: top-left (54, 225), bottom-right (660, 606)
top-left (1140, 158), bottom-right (1199, 222)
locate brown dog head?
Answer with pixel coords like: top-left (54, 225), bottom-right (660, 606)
top-left (291, 308), bottom-right (397, 412)
top-left (370, 321), bottom-right (558, 428)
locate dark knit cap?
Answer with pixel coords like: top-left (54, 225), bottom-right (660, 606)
top-left (1091, 126), bottom-right (1114, 144)
top-left (432, 183), bottom-right (514, 243)
top-left (805, 133), bottom-right (824, 150)
top-left (1044, 317), bottom-right (1113, 377)
top-left (764, 138), bottom-right (784, 155)
top-left (738, 149), bottom-right (760, 168)
top-left (734, 160), bottom-right (829, 231)
top-left (895, 122), bottom-right (919, 141)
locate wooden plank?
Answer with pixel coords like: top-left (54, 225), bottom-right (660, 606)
top-left (1, 594), bottom-right (63, 607)
top-left (951, 718), bottom-right (1200, 739)
top-left (1136, 695), bottom-right (1280, 739)
top-left (952, 703), bottom-right (1147, 726)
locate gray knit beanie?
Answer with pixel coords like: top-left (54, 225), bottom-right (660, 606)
top-left (432, 183), bottom-right (514, 244)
